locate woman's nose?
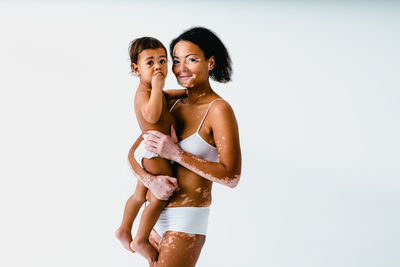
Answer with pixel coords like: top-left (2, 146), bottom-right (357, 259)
top-left (175, 62), bottom-right (187, 72)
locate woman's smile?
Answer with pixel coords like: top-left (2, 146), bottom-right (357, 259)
top-left (178, 74), bottom-right (193, 81)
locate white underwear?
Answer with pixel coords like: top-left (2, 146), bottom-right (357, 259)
top-left (134, 135), bottom-right (158, 168)
top-left (152, 206), bottom-right (210, 237)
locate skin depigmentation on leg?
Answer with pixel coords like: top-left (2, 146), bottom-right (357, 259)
top-left (155, 231), bottom-right (205, 267)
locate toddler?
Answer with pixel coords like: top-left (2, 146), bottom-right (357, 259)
top-left (115, 37), bottom-right (185, 264)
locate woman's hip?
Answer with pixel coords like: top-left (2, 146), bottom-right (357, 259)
top-left (153, 205), bottom-right (210, 238)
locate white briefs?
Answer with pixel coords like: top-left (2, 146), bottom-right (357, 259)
top-left (134, 135), bottom-right (158, 168)
top-left (152, 205), bottom-right (210, 237)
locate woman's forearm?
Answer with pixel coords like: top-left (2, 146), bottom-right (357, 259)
top-left (127, 135), bottom-right (179, 200)
top-left (128, 146), bottom-right (154, 188)
top-left (127, 139), bottom-right (154, 188)
top-left (173, 148), bottom-right (241, 188)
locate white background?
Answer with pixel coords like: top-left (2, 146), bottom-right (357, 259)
top-left (1, 1), bottom-right (399, 266)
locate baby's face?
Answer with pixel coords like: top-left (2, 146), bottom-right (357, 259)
top-left (134, 48), bottom-right (168, 83)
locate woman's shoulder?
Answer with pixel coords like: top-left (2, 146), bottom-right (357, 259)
top-left (208, 98), bottom-right (236, 122)
top-left (208, 98), bottom-right (238, 133)
top-left (210, 98), bottom-right (233, 113)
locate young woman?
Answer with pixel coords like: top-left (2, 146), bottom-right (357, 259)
top-left (128, 27), bottom-right (241, 267)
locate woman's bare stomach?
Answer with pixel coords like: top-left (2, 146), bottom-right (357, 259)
top-left (166, 166), bottom-right (213, 208)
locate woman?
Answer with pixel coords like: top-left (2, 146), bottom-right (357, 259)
top-left (128, 27), bottom-right (241, 267)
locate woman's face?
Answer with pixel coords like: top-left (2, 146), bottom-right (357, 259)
top-left (172, 41), bottom-right (214, 88)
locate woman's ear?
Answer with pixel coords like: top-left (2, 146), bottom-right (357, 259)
top-left (207, 56), bottom-right (215, 71)
top-left (132, 63), bottom-right (140, 75)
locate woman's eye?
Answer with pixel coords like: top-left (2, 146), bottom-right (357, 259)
top-left (160, 59), bottom-right (166, 64)
top-left (186, 57), bottom-right (199, 63)
top-left (147, 61), bottom-right (154, 65)
top-left (173, 60), bottom-right (180, 65)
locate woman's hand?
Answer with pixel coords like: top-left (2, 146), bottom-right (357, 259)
top-left (145, 125), bottom-right (181, 161)
top-left (148, 175), bottom-right (179, 200)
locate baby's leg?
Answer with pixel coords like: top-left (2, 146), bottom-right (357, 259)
top-left (130, 157), bottom-right (174, 263)
top-left (115, 180), bottom-right (147, 253)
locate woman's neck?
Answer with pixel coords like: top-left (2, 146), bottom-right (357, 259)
top-left (185, 81), bottom-right (216, 105)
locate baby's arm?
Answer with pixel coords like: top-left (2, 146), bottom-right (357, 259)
top-left (138, 74), bottom-right (165, 123)
top-left (163, 89), bottom-right (187, 100)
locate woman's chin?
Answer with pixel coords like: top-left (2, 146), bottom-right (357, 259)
top-left (178, 80), bottom-right (194, 88)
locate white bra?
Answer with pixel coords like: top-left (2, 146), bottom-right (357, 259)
top-left (169, 98), bottom-right (223, 163)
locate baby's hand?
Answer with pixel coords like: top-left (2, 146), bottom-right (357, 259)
top-left (151, 72), bottom-right (165, 91)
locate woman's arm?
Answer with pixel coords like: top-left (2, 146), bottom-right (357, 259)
top-left (127, 135), bottom-right (179, 200)
top-left (145, 101), bottom-right (241, 188)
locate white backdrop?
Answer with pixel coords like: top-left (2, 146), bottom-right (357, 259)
top-left (1, 1), bottom-right (399, 267)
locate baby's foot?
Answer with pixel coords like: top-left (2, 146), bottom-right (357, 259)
top-left (130, 238), bottom-right (158, 262)
top-left (115, 227), bottom-right (134, 253)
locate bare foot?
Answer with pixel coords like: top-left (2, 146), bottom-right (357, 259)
top-left (115, 227), bottom-right (135, 253)
top-left (130, 238), bottom-right (158, 263)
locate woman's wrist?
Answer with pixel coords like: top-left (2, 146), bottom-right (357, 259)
top-left (145, 174), bottom-right (178, 200)
top-left (146, 175), bottom-right (156, 188)
top-left (171, 146), bottom-right (184, 163)
top-left (140, 173), bottom-right (155, 189)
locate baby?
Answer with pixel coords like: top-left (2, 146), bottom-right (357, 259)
top-left (115, 37), bottom-right (185, 263)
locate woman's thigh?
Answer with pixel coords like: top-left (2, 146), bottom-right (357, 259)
top-left (155, 231), bottom-right (206, 267)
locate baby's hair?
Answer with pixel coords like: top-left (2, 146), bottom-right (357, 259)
top-left (170, 27), bottom-right (232, 83)
top-left (129, 37), bottom-right (167, 71)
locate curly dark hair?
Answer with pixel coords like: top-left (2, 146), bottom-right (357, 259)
top-left (170, 27), bottom-right (232, 83)
top-left (129, 37), bottom-right (167, 65)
